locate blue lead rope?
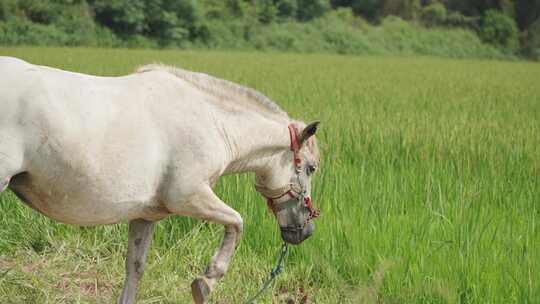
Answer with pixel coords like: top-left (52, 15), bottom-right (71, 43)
top-left (244, 243), bottom-right (289, 304)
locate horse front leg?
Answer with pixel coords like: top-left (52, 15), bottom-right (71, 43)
top-left (168, 186), bottom-right (243, 304)
top-left (118, 219), bottom-right (156, 304)
top-left (191, 223), bottom-right (242, 304)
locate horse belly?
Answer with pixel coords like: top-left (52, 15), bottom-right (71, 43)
top-left (9, 161), bottom-right (168, 225)
top-left (9, 173), bottom-right (169, 225)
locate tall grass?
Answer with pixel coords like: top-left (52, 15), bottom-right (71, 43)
top-left (0, 47), bottom-right (539, 303)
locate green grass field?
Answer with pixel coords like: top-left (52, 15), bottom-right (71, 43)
top-left (0, 47), bottom-right (539, 303)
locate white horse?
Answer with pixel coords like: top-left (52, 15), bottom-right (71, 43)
top-left (0, 56), bottom-right (321, 303)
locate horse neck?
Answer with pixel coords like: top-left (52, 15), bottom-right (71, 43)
top-left (221, 113), bottom-right (291, 175)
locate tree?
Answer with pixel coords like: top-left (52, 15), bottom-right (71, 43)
top-left (442, 0), bottom-right (504, 16)
top-left (350, 0), bottom-right (382, 20)
top-left (257, 0), bottom-right (278, 23)
top-left (276, 0), bottom-right (298, 19)
top-left (421, 2), bottom-right (447, 26)
top-left (296, 0), bottom-right (330, 21)
top-left (382, 0), bottom-right (421, 20)
top-left (479, 9), bottom-right (519, 52)
top-left (144, 0), bottom-right (194, 43)
top-left (89, 0), bottom-right (146, 35)
top-left (514, 0), bottom-right (540, 30)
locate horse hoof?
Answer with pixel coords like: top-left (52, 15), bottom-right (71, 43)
top-left (191, 277), bottom-right (211, 304)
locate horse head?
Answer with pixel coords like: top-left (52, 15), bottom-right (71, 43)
top-left (255, 121), bottom-right (321, 244)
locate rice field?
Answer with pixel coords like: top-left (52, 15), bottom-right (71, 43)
top-left (0, 47), bottom-right (539, 303)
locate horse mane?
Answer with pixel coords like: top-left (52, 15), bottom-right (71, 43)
top-left (135, 64), bottom-right (289, 119)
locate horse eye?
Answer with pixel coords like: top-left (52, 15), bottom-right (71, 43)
top-left (307, 165), bottom-right (317, 175)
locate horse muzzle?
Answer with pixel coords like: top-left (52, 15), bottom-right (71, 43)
top-left (280, 221), bottom-right (315, 245)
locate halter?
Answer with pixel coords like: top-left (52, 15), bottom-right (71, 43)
top-left (254, 124), bottom-right (320, 230)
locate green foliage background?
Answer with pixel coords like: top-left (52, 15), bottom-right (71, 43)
top-left (0, 0), bottom-right (539, 59)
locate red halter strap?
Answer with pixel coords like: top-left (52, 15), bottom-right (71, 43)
top-left (288, 124), bottom-right (302, 167)
top-left (304, 196), bottom-right (319, 219)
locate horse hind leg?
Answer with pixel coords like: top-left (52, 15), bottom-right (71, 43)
top-left (118, 219), bottom-right (156, 304)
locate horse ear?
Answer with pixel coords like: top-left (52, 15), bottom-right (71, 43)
top-left (299, 121), bottom-right (320, 146)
